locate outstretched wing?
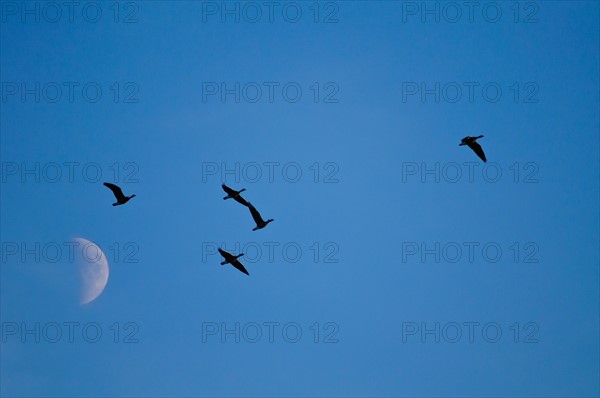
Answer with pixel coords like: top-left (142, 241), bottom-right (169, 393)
top-left (233, 194), bottom-right (250, 207)
top-left (248, 203), bottom-right (264, 224)
top-left (231, 259), bottom-right (249, 275)
top-left (221, 184), bottom-right (236, 196)
top-left (468, 142), bottom-right (487, 162)
top-left (218, 248), bottom-right (233, 261)
top-left (103, 182), bottom-right (126, 200)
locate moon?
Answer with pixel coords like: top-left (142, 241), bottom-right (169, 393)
top-left (73, 237), bottom-right (109, 305)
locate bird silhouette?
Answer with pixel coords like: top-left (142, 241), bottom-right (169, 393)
top-left (218, 248), bottom-right (249, 275)
top-left (459, 135), bottom-right (487, 162)
top-left (103, 182), bottom-right (136, 206)
top-left (247, 202), bottom-right (274, 231)
top-left (221, 184), bottom-right (249, 207)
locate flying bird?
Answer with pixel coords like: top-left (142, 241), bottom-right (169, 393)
top-left (459, 135), bottom-right (487, 162)
top-left (248, 202), bottom-right (274, 231)
top-left (218, 248), bottom-right (249, 275)
top-left (103, 182), bottom-right (136, 206)
top-left (221, 184), bottom-right (249, 206)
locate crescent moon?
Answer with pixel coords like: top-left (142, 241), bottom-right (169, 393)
top-left (74, 237), bottom-right (109, 305)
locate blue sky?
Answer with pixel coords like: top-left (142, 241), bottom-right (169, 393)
top-left (1, 1), bottom-right (599, 397)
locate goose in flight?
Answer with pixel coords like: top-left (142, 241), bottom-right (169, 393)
top-left (218, 248), bottom-right (249, 275)
top-left (103, 182), bottom-right (136, 206)
top-left (248, 203), bottom-right (274, 231)
top-left (459, 135), bottom-right (487, 162)
top-left (221, 184), bottom-right (249, 206)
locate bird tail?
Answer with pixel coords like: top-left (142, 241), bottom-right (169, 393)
top-left (220, 261), bottom-right (227, 265)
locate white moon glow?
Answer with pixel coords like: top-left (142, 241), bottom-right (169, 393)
top-left (74, 237), bottom-right (109, 305)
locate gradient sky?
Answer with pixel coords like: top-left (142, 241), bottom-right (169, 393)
top-left (1, 1), bottom-right (599, 397)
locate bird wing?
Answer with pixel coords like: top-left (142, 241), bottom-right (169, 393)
top-left (103, 182), bottom-right (126, 200)
top-left (248, 203), bottom-right (264, 224)
top-left (468, 142), bottom-right (487, 162)
top-left (218, 248), bottom-right (233, 261)
top-left (233, 195), bottom-right (250, 207)
top-left (231, 259), bottom-right (249, 275)
top-left (221, 184), bottom-right (236, 196)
